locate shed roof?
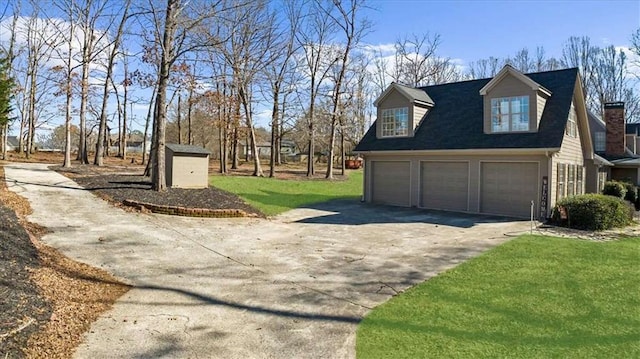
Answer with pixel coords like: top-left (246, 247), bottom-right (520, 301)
top-left (166, 143), bottom-right (211, 155)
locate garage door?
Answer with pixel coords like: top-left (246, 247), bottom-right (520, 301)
top-left (371, 161), bottom-right (411, 206)
top-left (481, 162), bottom-right (538, 218)
top-left (421, 162), bottom-right (469, 211)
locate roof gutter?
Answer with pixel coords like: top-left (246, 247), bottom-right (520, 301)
top-left (356, 148), bottom-right (561, 156)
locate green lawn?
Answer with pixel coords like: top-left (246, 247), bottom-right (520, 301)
top-left (357, 235), bottom-right (640, 358)
top-left (209, 170), bottom-right (362, 216)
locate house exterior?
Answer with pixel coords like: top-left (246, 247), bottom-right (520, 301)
top-left (354, 65), bottom-right (594, 219)
top-left (587, 103), bottom-right (640, 190)
top-left (5, 136), bottom-right (19, 152)
top-left (165, 144), bottom-right (211, 189)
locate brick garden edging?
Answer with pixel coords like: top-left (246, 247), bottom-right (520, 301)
top-left (122, 199), bottom-right (250, 218)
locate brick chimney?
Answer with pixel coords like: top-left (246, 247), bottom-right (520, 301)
top-left (605, 102), bottom-right (626, 157)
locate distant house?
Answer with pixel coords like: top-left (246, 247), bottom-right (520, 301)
top-left (243, 140), bottom-right (298, 159)
top-left (5, 136), bottom-right (19, 152)
top-left (109, 133), bottom-right (151, 154)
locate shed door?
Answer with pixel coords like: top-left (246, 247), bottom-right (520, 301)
top-left (420, 162), bottom-right (469, 211)
top-left (480, 162), bottom-right (538, 218)
top-left (371, 161), bottom-right (411, 206)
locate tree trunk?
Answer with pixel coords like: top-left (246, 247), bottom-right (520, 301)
top-left (239, 87), bottom-right (262, 177)
top-left (63, 81), bottom-right (72, 167)
top-left (151, 0), bottom-right (178, 191)
top-left (187, 86), bottom-right (193, 145)
top-left (340, 123), bottom-right (346, 176)
top-left (306, 102), bottom-right (314, 176)
top-left (269, 85), bottom-right (279, 178)
top-left (78, 27), bottom-right (92, 164)
top-left (177, 94), bottom-right (182, 144)
top-left (142, 87), bottom-right (156, 166)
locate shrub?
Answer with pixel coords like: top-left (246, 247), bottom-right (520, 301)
top-left (623, 182), bottom-right (638, 203)
top-left (602, 181), bottom-right (627, 199)
top-left (551, 194), bottom-right (633, 231)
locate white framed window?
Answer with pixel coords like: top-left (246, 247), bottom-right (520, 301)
top-left (381, 107), bottom-right (409, 137)
top-left (557, 163), bottom-right (565, 201)
top-left (598, 170), bottom-right (607, 193)
top-left (566, 104), bottom-right (577, 138)
top-left (576, 166), bottom-right (583, 195)
top-left (594, 132), bottom-right (606, 152)
top-left (567, 164), bottom-right (575, 196)
top-left (491, 96), bottom-right (529, 133)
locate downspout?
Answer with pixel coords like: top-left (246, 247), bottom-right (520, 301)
top-left (360, 153), bottom-right (366, 202)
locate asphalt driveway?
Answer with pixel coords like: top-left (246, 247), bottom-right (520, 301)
top-left (4, 163), bottom-right (530, 358)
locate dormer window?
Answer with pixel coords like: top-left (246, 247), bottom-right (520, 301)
top-left (381, 107), bottom-right (409, 137)
top-left (490, 96), bottom-right (529, 132)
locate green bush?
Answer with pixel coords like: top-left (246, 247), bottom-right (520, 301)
top-left (602, 181), bottom-right (627, 199)
top-left (623, 182), bottom-right (638, 203)
top-left (552, 194), bottom-right (633, 231)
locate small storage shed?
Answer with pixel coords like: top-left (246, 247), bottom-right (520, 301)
top-left (165, 144), bottom-right (211, 189)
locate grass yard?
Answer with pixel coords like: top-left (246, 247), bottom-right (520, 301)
top-left (210, 170), bottom-right (362, 216)
top-left (357, 235), bottom-right (640, 358)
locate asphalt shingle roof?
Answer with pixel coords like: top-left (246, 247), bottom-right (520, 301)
top-left (166, 143), bottom-right (211, 155)
top-left (355, 68), bottom-right (579, 152)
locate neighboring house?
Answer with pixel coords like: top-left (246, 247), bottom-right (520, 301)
top-left (5, 136), bottom-right (19, 152)
top-left (108, 133), bottom-right (150, 154)
top-left (244, 140), bottom-right (298, 159)
top-left (587, 103), bottom-right (640, 190)
top-left (355, 65), bottom-right (594, 219)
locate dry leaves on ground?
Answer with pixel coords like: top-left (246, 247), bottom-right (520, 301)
top-left (0, 164), bottom-right (130, 358)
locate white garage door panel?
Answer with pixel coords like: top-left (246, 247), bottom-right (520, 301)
top-left (371, 161), bottom-right (411, 206)
top-left (421, 162), bottom-right (469, 211)
top-left (481, 162), bottom-right (538, 218)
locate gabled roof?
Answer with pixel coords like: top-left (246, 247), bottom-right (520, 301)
top-left (593, 153), bottom-right (614, 166)
top-left (374, 82), bottom-right (434, 107)
top-left (355, 67), bottom-right (579, 152)
top-left (166, 143), bottom-right (211, 155)
top-left (479, 64), bottom-right (551, 96)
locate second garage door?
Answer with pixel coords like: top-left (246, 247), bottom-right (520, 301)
top-left (371, 161), bottom-right (411, 206)
top-left (480, 162), bottom-right (539, 218)
top-left (421, 161), bottom-right (469, 211)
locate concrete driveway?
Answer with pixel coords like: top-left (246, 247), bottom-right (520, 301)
top-left (4, 163), bottom-right (530, 358)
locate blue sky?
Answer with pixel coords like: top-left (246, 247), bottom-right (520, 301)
top-left (3, 0), bottom-right (640, 135)
top-left (363, 0), bottom-right (640, 63)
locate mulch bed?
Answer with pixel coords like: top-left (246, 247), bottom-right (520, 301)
top-left (0, 205), bottom-right (51, 358)
top-left (0, 165), bottom-right (130, 358)
top-left (53, 165), bottom-right (264, 218)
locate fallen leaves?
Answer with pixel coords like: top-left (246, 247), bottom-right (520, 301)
top-left (0, 166), bottom-right (130, 358)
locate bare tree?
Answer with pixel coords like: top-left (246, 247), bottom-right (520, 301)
top-left (394, 32), bottom-right (442, 87)
top-left (296, 0), bottom-right (338, 176)
top-left (263, 0), bottom-right (301, 178)
top-left (94, 0), bottom-right (130, 166)
top-left (323, 0), bottom-right (368, 179)
top-left (143, 0), bottom-right (233, 190)
top-left (226, 1), bottom-right (277, 176)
